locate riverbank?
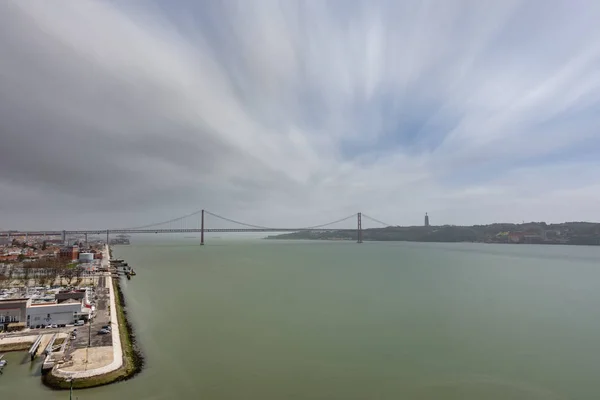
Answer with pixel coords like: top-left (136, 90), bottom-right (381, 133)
top-left (42, 246), bottom-right (144, 390)
top-left (43, 278), bottom-right (143, 389)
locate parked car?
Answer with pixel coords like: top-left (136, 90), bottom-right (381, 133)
top-left (98, 329), bottom-right (110, 335)
top-left (74, 320), bottom-right (85, 326)
top-left (101, 325), bottom-right (111, 331)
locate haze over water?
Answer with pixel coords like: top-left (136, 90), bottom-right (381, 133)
top-left (3, 239), bottom-right (600, 399)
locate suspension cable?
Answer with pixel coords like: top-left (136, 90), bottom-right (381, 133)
top-left (362, 213), bottom-right (394, 227)
top-left (203, 211), bottom-right (271, 229)
top-left (120, 209), bottom-right (204, 230)
top-left (117, 209), bottom-right (359, 231)
top-left (299, 213), bottom-right (357, 229)
top-left (205, 211), bottom-right (357, 230)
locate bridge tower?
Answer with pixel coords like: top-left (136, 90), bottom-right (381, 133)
top-left (61, 230), bottom-right (66, 244)
top-left (200, 209), bottom-right (205, 246)
top-left (357, 212), bottom-right (363, 243)
top-left (106, 230), bottom-right (109, 245)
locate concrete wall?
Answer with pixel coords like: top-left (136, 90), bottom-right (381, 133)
top-left (27, 302), bottom-right (82, 327)
top-left (0, 298), bottom-right (30, 325)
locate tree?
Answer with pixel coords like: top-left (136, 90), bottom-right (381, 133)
top-left (42, 241), bottom-right (47, 251)
top-left (22, 264), bottom-right (31, 284)
top-left (74, 265), bottom-right (84, 286)
top-left (0, 274), bottom-right (8, 289)
top-left (62, 267), bottom-right (76, 286)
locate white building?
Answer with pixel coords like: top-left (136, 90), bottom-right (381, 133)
top-left (0, 298), bottom-right (31, 329)
top-left (26, 301), bottom-right (85, 328)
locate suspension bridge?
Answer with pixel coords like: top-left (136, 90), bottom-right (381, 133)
top-left (0, 210), bottom-right (394, 244)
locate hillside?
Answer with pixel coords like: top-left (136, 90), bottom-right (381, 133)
top-left (266, 222), bottom-right (600, 245)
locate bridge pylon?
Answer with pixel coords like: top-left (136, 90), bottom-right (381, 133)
top-left (200, 209), bottom-right (205, 246)
top-left (357, 212), bottom-right (363, 243)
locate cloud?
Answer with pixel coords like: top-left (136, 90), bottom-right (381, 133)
top-left (1, 0), bottom-right (600, 230)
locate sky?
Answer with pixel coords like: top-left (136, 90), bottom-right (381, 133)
top-left (2, 0), bottom-right (600, 230)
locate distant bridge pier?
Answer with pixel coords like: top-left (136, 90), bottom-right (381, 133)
top-left (200, 209), bottom-right (205, 246)
top-left (61, 230), bottom-right (66, 244)
top-left (357, 212), bottom-right (363, 244)
top-left (106, 230), bottom-right (109, 245)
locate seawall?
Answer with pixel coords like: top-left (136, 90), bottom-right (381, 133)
top-left (43, 247), bottom-right (144, 389)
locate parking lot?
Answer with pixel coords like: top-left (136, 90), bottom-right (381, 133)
top-left (66, 275), bottom-right (112, 352)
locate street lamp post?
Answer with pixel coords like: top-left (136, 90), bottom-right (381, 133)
top-left (88, 314), bottom-right (92, 347)
top-left (67, 378), bottom-right (74, 400)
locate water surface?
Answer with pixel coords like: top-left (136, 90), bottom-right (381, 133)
top-left (3, 240), bottom-right (600, 399)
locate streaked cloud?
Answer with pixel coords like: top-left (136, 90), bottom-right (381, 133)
top-left (1, 0), bottom-right (600, 229)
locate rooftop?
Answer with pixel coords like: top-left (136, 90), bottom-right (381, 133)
top-left (0, 297), bottom-right (29, 303)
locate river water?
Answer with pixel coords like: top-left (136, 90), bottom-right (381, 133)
top-left (3, 239), bottom-right (600, 399)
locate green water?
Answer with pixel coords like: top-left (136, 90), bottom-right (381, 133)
top-left (3, 240), bottom-right (600, 399)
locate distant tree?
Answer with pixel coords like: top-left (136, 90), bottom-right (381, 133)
top-left (17, 254), bottom-right (25, 262)
top-left (42, 241), bottom-right (47, 251)
top-left (22, 264), bottom-right (31, 283)
top-left (62, 267), bottom-right (75, 286)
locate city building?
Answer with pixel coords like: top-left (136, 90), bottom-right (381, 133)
top-left (424, 213), bottom-right (430, 227)
top-left (79, 252), bottom-right (94, 263)
top-left (58, 245), bottom-right (80, 261)
top-left (55, 289), bottom-right (89, 305)
top-left (26, 301), bottom-right (88, 328)
top-left (508, 232), bottom-right (524, 243)
top-left (0, 298), bottom-right (31, 330)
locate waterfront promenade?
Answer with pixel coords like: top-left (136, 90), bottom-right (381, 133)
top-left (51, 245), bottom-right (124, 380)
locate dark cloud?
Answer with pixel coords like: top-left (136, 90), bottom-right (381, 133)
top-left (2, 0), bottom-right (600, 230)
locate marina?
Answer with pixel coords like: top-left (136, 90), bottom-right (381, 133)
top-left (0, 244), bottom-right (141, 391)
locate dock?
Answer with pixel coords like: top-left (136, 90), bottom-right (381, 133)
top-left (28, 334), bottom-right (44, 361)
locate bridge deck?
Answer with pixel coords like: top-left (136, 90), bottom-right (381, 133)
top-left (0, 228), bottom-right (358, 236)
